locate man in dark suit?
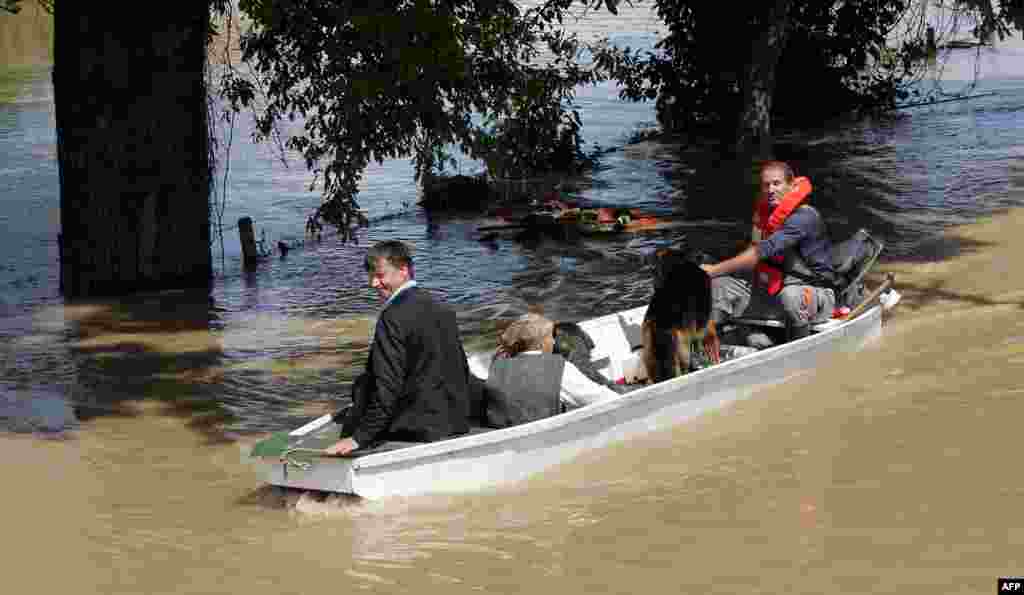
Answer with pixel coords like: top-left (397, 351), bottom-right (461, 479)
top-left (324, 240), bottom-right (474, 456)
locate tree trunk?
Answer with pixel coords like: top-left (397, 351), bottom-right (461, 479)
top-left (733, 0), bottom-right (793, 158)
top-left (54, 3), bottom-right (212, 298)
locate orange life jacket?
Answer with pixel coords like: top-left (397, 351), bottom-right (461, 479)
top-left (596, 208), bottom-right (618, 223)
top-left (753, 177), bottom-right (812, 295)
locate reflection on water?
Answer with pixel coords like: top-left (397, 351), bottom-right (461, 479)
top-left (0, 2), bottom-right (52, 69)
top-left (2, 6), bottom-right (1024, 593)
top-left (1, 59), bottom-right (1022, 437)
top-left (0, 23), bottom-right (1021, 426)
top-left (9, 263), bottom-right (1024, 595)
top-left (0, 383), bottom-right (76, 433)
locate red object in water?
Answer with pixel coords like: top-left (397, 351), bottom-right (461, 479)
top-left (615, 377), bottom-right (626, 385)
top-left (596, 208), bottom-right (617, 223)
top-left (832, 306), bottom-right (851, 318)
top-left (492, 207), bottom-right (515, 221)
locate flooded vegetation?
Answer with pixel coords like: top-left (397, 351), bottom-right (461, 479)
top-left (2, 4), bottom-right (1024, 593)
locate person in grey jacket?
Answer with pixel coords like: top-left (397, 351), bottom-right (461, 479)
top-left (471, 313), bottom-right (618, 428)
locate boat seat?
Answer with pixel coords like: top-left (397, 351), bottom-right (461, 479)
top-left (726, 317), bottom-right (838, 333)
top-left (724, 289), bottom-right (836, 335)
top-left (581, 309), bottom-right (646, 380)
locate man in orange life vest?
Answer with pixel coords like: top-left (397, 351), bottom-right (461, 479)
top-left (699, 161), bottom-right (837, 342)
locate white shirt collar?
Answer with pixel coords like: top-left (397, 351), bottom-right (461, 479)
top-left (382, 279), bottom-right (417, 311)
top-left (369, 280), bottom-right (417, 345)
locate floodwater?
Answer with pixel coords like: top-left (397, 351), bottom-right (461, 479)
top-left (3, 3), bottom-right (1024, 593)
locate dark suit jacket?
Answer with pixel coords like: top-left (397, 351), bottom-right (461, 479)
top-left (343, 286), bottom-right (473, 446)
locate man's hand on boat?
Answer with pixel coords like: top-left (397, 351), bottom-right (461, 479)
top-left (324, 437), bottom-right (359, 456)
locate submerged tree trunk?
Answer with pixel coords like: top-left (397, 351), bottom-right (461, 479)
top-left (733, 0), bottom-right (793, 158)
top-left (54, 3), bottom-right (212, 298)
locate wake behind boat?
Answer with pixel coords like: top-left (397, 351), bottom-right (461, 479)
top-left (251, 279), bottom-right (894, 498)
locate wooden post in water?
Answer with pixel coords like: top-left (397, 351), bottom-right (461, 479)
top-left (238, 217), bottom-right (258, 266)
top-left (57, 233), bottom-right (63, 293)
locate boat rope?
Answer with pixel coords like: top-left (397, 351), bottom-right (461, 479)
top-left (280, 447), bottom-right (324, 470)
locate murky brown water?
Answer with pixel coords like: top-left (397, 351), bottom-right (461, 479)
top-left (0, 2), bottom-right (52, 68)
top-left (3, 205), bottom-right (1023, 594)
top-left (4, 4), bottom-right (1024, 593)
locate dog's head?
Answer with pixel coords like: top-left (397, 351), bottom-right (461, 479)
top-left (650, 247), bottom-right (713, 290)
top-left (647, 248), bottom-right (713, 333)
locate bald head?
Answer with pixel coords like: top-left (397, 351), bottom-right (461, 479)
top-left (761, 160), bottom-right (794, 182)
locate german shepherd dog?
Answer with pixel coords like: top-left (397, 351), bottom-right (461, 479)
top-left (641, 249), bottom-right (720, 383)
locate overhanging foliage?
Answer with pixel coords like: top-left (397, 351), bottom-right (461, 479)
top-left (593, 0), bottom-right (1024, 137)
top-left (222, 0), bottom-right (609, 229)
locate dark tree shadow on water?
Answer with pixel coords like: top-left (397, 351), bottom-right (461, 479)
top-left (648, 129), bottom-right (999, 266)
top-left (642, 134), bottom-right (1024, 323)
top-left (0, 384), bottom-right (81, 437)
top-left (893, 232), bottom-right (994, 263)
top-left (767, 139), bottom-right (909, 244)
top-left (881, 275), bottom-right (1024, 316)
top-left (54, 288), bottom-right (367, 442)
top-left (872, 233), bottom-right (1024, 315)
top-left (55, 290), bottom-right (236, 444)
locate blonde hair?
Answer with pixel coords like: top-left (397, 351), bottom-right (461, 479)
top-left (498, 313), bottom-right (554, 356)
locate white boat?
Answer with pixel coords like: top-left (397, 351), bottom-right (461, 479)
top-left (252, 298), bottom-right (888, 499)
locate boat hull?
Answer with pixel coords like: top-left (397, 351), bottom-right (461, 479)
top-left (258, 305), bottom-right (883, 499)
